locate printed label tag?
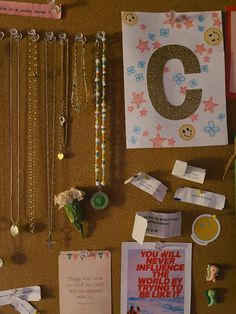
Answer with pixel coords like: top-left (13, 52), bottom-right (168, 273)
top-left (0, 1), bottom-right (61, 19)
top-left (125, 172), bottom-right (167, 202)
top-left (174, 187), bottom-right (225, 210)
top-left (172, 160), bottom-right (206, 184)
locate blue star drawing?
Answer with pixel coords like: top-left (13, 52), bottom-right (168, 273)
top-left (201, 64), bottom-right (209, 72)
top-left (173, 73), bottom-right (186, 85)
top-left (130, 136), bottom-right (138, 144)
top-left (160, 28), bottom-right (170, 38)
top-left (133, 125), bottom-right (141, 134)
top-left (217, 113), bottom-right (225, 121)
top-left (138, 60), bottom-right (145, 68)
top-left (127, 66), bottom-right (135, 75)
top-left (189, 79), bottom-right (198, 87)
top-left (198, 15), bottom-right (205, 23)
top-left (204, 121), bottom-right (220, 137)
top-left (148, 32), bottom-right (155, 41)
top-left (198, 25), bottom-right (205, 32)
top-left (135, 73), bottom-right (144, 82)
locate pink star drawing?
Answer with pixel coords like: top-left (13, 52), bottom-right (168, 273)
top-left (139, 108), bottom-right (148, 116)
top-left (195, 43), bottom-right (206, 55)
top-left (180, 86), bottom-right (187, 95)
top-left (213, 18), bottom-right (222, 27)
top-left (212, 12), bottom-right (218, 18)
top-left (176, 23), bottom-right (182, 29)
top-left (208, 48), bottom-right (213, 54)
top-left (163, 65), bottom-right (169, 73)
top-left (164, 12), bottom-right (175, 28)
top-left (203, 55), bottom-right (210, 63)
top-left (184, 19), bottom-right (193, 29)
top-left (143, 130), bottom-right (149, 137)
top-left (168, 137), bottom-right (176, 146)
top-left (190, 114), bottom-right (199, 122)
top-left (140, 24), bottom-right (147, 30)
top-left (152, 41), bottom-right (161, 49)
top-left (150, 133), bottom-right (166, 148)
top-left (131, 92), bottom-right (146, 109)
top-left (136, 39), bottom-right (150, 53)
top-left (128, 105), bottom-right (134, 112)
top-left (204, 96), bottom-right (218, 113)
top-left (156, 124), bottom-right (163, 131)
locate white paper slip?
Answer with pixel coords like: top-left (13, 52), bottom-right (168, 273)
top-left (172, 160), bottom-right (206, 184)
top-left (132, 211), bottom-right (181, 244)
top-left (174, 187), bottom-right (226, 210)
top-left (0, 286), bottom-right (41, 313)
top-left (124, 172), bottom-right (167, 202)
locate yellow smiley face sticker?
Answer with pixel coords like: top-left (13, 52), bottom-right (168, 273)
top-left (122, 12), bottom-right (138, 26)
top-left (179, 124), bottom-right (195, 141)
top-left (204, 28), bottom-right (223, 46)
top-left (191, 214), bottom-right (221, 245)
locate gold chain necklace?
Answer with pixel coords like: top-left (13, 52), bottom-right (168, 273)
top-left (9, 29), bottom-right (22, 238)
top-left (71, 32), bottom-right (88, 113)
top-left (58, 33), bottom-right (69, 160)
top-left (44, 32), bottom-right (57, 249)
top-left (27, 29), bottom-right (40, 234)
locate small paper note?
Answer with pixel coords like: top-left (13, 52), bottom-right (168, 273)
top-left (59, 251), bottom-right (112, 314)
top-left (132, 211), bottom-right (182, 244)
top-left (0, 1), bottom-right (61, 19)
top-left (174, 187), bottom-right (226, 210)
top-left (172, 160), bottom-right (206, 184)
top-left (125, 172), bottom-right (167, 201)
top-left (0, 286), bottom-right (41, 314)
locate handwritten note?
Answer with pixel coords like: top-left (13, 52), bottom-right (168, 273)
top-left (59, 251), bottom-right (112, 314)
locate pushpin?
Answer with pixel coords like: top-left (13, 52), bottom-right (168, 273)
top-left (206, 264), bottom-right (220, 282)
top-left (0, 257), bottom-right (4, 267)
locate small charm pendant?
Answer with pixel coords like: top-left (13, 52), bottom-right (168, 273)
top-left (57, 153), bottom-right (64, 160)
top-left (45, 233), bottom-right (56, 250)
top-left (90, 191), bottom-right (109, 210)
top-left (10, 224), bottom-right (19, 237)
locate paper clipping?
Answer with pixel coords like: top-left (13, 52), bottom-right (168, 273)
top-left (132, 211), bottom-right (182, 245)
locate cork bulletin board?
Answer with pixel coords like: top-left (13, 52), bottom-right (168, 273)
top-left (0, 0), bottom-right (235, 313)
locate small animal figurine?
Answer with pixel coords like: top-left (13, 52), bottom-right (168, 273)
top-left (204, 289), bottom-right (217, 306)
top-left (206, 264), bottom-right (220, 282)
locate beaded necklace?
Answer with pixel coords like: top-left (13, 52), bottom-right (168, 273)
top-left (90, 31), bottom-right (109, 210)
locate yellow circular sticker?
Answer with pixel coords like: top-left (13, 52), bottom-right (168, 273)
top-left (204, 28), bottom-right (223, 46)
top-left (122, 12), bottom-right (138, 26)
top-left (191, 214), bottom-right (221, 246)
top-left (179, 124), bottom-right (195, 141)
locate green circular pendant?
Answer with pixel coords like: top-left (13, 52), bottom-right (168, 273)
top-left (90, 191), bottom-right (109, 210)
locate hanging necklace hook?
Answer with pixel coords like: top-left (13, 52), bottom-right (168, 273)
top-left (45, 31), bottom-right (56, 43)
top-left (10, 28), bottom-right (22, 41)
top-left (0, 31), bottom-right (4, 40)
top-left (59, 32), bottom-right (68, 45)
top-left (27, 29), bottom-right (40, 42)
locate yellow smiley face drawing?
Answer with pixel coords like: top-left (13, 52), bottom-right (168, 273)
top-left (191, 214), bottom-right (221, 245)
top-left (204, 28), bottom-right (223, 46)
top-left (122, 12), bottom-right (138, 26)
top-left (179, 124), bottom-right (195, 141)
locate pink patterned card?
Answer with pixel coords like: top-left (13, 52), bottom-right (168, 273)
top-left (59, 251), bottom-right (112, 314)
top-left (0, 1), bottom-right (61, 19)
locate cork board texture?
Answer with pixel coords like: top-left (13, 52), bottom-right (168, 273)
top-left (0, 0), bottom-right (235, 313)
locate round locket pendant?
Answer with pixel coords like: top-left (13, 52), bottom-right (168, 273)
top-left (10, 224), bottom-right (19, 238)
top-left (90, 191), bottom-right (109, 210)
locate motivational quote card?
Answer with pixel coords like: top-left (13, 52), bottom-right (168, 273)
top-left (59, 251), bottom-right (112, 314)
top-left (121, 242), bottom-right (192, 314)
top-left (122, 11), bottom-right (228, 148)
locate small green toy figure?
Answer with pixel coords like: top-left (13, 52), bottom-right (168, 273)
top-left (205, 289), bottom-right (217, 307)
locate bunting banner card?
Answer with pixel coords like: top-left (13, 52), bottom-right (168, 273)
top-left (59, 251), bottom-right (112, 314)
top-left (121, 242), bottom-right (192, 314)
top-left (122, 11), bottom-right (228, 148)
